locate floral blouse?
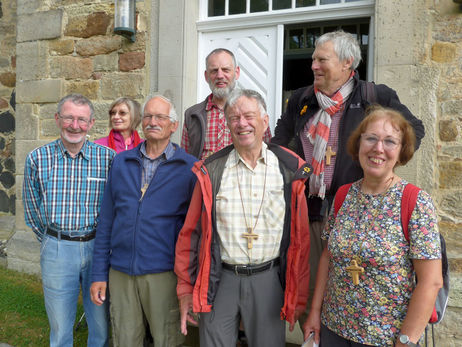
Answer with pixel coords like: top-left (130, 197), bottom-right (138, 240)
top-left (321, 179), bottom-right (441, 346)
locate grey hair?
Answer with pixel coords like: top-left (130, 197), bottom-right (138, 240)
top-left (57, 94), bottom-right (95, 119)
top-left (205, 48), bottom-right (238, 70)
top-left (108, 97), bottom-right (141, 131)
top-left (224, 88), bottom-right (267, 118)
top-left (315, 30), bottom-right (362, 70)
top-left (142, 94), bottom-right (178, 122)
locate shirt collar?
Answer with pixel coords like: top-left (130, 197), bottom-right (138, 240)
top-left (57, 139), bottom-right (90, 160)
top-left (205, 93), bottom-right (222, 112)
top-left (227, 142), bottom-right (268, 170)
top-left (140, 141), bottom-right (175, 161)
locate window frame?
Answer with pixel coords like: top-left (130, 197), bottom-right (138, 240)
top-left (199, 0), bottom-right (375, 29)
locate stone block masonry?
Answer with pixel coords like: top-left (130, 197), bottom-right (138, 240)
top-left (16, 80), bottom-right (64, 103)
top-left (17, 9), bottom-right (63, 42)
top-left (0, 0), bottom-right (17, 220)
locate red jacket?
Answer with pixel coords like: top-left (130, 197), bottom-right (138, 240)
top-left (175, 144), bottom-right (311, 324)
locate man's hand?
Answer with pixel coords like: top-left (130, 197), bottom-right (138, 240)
top-left (90, 281), bottom-right (107, 306)
top-left (289, 308), bottom-right (303, 332)
top-left (179, 294), bottom-right (198, 336)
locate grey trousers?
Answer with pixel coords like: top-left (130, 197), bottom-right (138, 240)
top-left (199, 265), bottom-right (285, 347)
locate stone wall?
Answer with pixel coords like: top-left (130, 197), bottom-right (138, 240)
top-left (0, 0), bottom-right (17, 215)
top-left (431, 2), bottom-right (462, 345)
top-left (11, 0), bottom-right (148, 273)
top-left (0, 0), bottom-right (17, 266)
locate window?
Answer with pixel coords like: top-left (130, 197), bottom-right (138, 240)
top-left (207, 0), bottom-right (366, 17)
top-left (283, 18), bottom-right (371, 93)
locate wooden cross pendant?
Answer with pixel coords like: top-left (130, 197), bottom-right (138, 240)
top-left (325, 146), bottom-right (336, 166)
top-left (346, 259), bottom-right (364, 285)
top-left (140, 183), bottom-right (149, 200)
top-left (242, 228), bottom-right (259, 249)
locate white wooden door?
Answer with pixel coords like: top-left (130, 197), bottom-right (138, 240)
top-left (198, 25), bottom-right (283, 132)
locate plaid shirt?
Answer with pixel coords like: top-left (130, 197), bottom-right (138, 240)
top-left (216, 143), bottom-right (285, 264)
top-left (23, 139), bottom-right (116, 241)
top-left (182, 94), bottom-right (272, 160)
top-left (139, 141), bottom-right (175, 187)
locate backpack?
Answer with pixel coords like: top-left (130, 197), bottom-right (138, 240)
top-left (334, 183), bottom-right (449, 328)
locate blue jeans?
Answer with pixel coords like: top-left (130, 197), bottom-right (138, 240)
top-left (40, 235), bottom-right (109, 347)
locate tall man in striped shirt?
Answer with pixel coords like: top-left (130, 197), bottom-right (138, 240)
top-left (181, 48), bottom-right (271, 160)
top-left (23, 94), bottom-right (115, 347)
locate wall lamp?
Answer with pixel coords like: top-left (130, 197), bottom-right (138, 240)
top-left (114, 0), bottom-right (136, 42)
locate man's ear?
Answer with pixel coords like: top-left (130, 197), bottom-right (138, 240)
top-left (263, 113), bottom-right (269, 132)
top-left (87, 118), bottom-right (95, 132)
top-left (343, 57), bottom-right (354, 71)
top-left (235, 66), bottom-right (241, 80)
top-left (170, 120), bottom-right (179, 135)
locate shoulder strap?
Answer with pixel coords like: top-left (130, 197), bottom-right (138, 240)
top-left (334, 183), bottom-right (353, 217)
top-left (401, 183), bottom-right (421, 241)
top-left (299, 85), bottom-right (314, 109)
top-left (361, 81), bottom-right (377, 105)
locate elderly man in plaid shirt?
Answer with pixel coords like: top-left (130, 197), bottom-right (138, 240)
top-left (175, 89), bottom-right (311, 347)
top-left (23, 94), bottom-right (115, 347)
top-left (181, 48), bottom-right (271, 160)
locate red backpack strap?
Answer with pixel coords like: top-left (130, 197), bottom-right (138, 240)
top-left (401, 183), bottom-right (421, 241)
top-left (334, 183), bottom-right (353, 217)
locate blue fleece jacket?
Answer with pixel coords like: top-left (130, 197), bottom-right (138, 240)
top-left (91, 143), bottom-right (197, 282)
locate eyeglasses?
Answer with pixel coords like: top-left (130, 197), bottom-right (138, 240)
top-left (142, 114), bottom-right (172, 122)
top-left (109, 110), bottom-right (129, 117)
top-left (59, 115), bottom-right (91, 127)
top-left (360, 133), bottom-right (401, 150)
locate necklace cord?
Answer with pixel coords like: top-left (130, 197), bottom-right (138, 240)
top-left (236, 150), bottom-right (268, 259)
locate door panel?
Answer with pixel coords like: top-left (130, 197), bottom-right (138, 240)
top-left (199, 25), bottom-right (283, 131)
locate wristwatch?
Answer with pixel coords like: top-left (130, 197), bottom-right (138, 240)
top-left (399, 334), bottom-right (418, 347)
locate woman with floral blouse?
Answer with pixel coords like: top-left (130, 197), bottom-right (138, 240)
top-left (303, 106), bottom-right (442, 347)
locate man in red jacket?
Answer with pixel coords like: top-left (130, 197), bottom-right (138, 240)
top-left (175, 88), bottom-right (311, 347)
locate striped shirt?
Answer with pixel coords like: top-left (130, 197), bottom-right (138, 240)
top-left (181, 94), bottom-right (272, 160)
top-left (216, 143), bottom-right (285, 264)
top-left (23, 139), bottom-right (116, 241)
top-left (301, 108), bottom-right (342, 192)
top-left (139, 141), bottom-right (175, 187)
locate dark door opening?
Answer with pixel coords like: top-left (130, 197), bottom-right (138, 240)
top-left (282, 19), bottom-right (371, 111)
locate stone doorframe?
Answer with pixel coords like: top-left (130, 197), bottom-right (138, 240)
top-left (149, 0), bottom-right (199, 144)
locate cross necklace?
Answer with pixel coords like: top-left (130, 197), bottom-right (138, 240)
top-left (345, 175), bottom-right (395, 285)
top-left (236, 151), bottom-right (268, 259)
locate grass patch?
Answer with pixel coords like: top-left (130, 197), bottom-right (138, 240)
top-left (0, 266), bottom-right (87, 346)
top-left (0, 267), bottom-right (300, 346)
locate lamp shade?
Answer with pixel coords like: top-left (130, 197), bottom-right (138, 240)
top-left (114, 0), bottom-right (136, 42)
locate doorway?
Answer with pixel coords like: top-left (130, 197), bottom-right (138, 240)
top-left (282, 18), bottom-right (371, 111)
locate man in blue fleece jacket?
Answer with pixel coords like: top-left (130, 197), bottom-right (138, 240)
top-left (90, 95), bottom-right (197, 347)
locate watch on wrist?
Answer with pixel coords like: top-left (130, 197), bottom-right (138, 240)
top-left (399, 334), bottom-right (418, 347)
